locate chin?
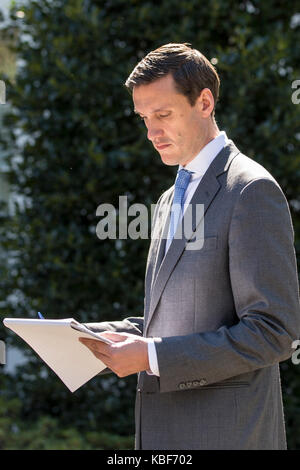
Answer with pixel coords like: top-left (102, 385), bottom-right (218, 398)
top-left (160, 153), bottom-right (180, 166)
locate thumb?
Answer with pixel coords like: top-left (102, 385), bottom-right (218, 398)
top-left (100, 331), bottom-right (128, 342)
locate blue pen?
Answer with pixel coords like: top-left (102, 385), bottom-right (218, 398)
top-left (38, 312), bottom-right (45, 319)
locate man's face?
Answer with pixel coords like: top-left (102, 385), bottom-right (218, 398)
top-left (133, 73), bottom-right (205, 167)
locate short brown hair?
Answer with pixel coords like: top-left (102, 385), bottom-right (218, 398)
top-left (125, 43), bottom-right (220, 116)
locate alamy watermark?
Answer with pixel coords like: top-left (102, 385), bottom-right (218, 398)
top-left (291, 340), bottom-right (300, 365)
top-left (0, 80), bottom-right (6, 104)
top-left (95, 197), bottom-right (205, 250)
top-left (0, 340), bottom-right (5, 365)
top-left (291, 80), bottom-right (300, 104)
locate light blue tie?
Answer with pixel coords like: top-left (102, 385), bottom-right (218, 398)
top-left (168, 168), bottom-right (193, 242)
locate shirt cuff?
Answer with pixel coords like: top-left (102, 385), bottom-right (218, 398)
top-left (146, 339), bottom-right (160, 376)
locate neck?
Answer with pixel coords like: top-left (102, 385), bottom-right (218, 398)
top-left (182, 119), bottom-right (220, 167)
top-left (202, 117), bottom-right (220, 147)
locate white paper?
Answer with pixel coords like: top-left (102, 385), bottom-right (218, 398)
top-left (3, 318), bottom-right (111, 392)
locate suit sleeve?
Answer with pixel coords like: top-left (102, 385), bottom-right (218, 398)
top-left (154, 178), bottom-right (300, 393)
top-left (84, 316), bottom-right (144, 336)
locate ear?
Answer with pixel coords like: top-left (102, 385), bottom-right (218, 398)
top-left (196, 88), bottom-right (215, 118)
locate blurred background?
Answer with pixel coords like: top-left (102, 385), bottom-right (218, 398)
top-left (0, 0), bottom-right (299, 450)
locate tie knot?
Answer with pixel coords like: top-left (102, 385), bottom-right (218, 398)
top-left (175, 168), bottom-right (193, 190)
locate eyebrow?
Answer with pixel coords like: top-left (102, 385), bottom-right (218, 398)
top-left (134, 107), bottom-right (172, 115)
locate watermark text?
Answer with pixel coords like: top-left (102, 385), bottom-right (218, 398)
top-left (95, 197), bottom-right (205, 250)
top-left (291, 80), bottom-right (300, 104)
top-left (0, 340), bottom-right (6, 365)
top-left (0, 80), bottom-right (6, 104)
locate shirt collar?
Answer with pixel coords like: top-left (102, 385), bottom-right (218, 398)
top-left (178, 131), bottom-right (229, 179)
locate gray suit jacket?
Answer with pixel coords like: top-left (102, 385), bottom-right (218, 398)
top-left (87, 140), bottom-right (300, 450)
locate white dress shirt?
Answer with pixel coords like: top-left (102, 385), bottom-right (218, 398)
top-left (147, 131), bottom-right (229, 376)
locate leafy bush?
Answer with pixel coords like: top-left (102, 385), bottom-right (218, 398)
top-left (0, 0), bottom-right (299, 449)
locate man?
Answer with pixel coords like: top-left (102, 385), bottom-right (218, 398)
top-left (80, 44), bottom-right (300, 449)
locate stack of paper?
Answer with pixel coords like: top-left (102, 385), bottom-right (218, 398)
top-left (3, 318), bottom-right (112, 392)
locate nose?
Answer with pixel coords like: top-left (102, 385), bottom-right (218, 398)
top-left (146, 121), bottom-right (164, 142)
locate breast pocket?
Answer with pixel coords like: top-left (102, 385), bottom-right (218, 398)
top-left (181, 236), bottom-right (218, 261)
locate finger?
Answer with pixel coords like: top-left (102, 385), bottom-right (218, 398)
top-left (79, 338), bottom-right (110, 357)
top-left (79, 337), bottom-right (106, 346)
top-left (93, 351), bottom-right (111, 363)
top-left (100, 331), bottom-right (128, 342)
top-left (89, 349), bottom-right (117, 370)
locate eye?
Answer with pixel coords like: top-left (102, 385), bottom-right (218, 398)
top-left (158, 113), bottom-right (170, 119)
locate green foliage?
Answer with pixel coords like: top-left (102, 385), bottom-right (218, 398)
top-left (0, 0), bottom-right (299, 449)
top-left (0, 379), bottom-right (134, 449)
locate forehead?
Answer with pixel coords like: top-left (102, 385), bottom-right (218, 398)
top-left (133, 74), bottom-right (185, 113)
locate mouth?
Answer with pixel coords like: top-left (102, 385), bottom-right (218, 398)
top-left (155, 143), bottom-right (171, 151)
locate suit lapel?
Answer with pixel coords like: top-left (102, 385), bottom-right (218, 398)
top-left (149, 189), bottom-right (173, 293)
top-left (145, 141), bottom-right (240, 332)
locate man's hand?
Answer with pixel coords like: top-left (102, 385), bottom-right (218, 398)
top-left (79, 331), bottom-right (151, 377)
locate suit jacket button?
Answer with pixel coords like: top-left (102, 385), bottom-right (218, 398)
top-left (179, 382), bottom-right (186, 390)
top-left (192, 380), bottom-right (200, 387)
top-left (199, 379), bottom-right (207, 386)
